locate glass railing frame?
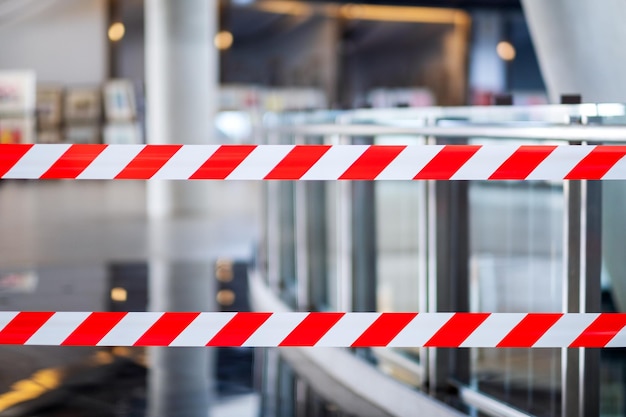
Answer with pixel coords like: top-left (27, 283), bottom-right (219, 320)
top-left (256, 104), bottom-right (626, 417)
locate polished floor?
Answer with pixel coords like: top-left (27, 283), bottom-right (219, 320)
top-left (0, 179), bottom-right (260, 417)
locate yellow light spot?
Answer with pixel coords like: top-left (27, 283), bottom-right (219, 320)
top-left (216, 289), bottom-right (236, 306)
top-left (214, 31), bottom-right (234, 50)
top-left (111, 287), bottom-right (127, 302)
top-left (108, 22), bottom-right (125, 42)
top-left (497, 41), bottom-right (516, 61)
top-left (93, 350), bottom-right (115, 365)
top-left (112, 346), bottom-right (132, 357)
top-left (0, 368), bottom-right (62, 412)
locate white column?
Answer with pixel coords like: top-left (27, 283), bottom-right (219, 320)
top-left (146, 0), bottom-right (218, 218)
top-left (145, 1), bottom-right (218, 416)
top-left (522, 0), bottom-right (626, 102)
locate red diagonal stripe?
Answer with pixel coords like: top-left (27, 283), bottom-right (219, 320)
top-left (414, 145), bottom-right (481, 179)
top-left (40, 144), bottom-right (107, 179)
top-left (133, 312), bottom-right (200, 346)
top-left (351, 313), bottom-right (417, 347)
top-left (339, 146), bottom-right (406, 180)
top-left (569, 313), bottom-right (626, 348)
top-left (115, 145), bottom-right (182, 179)
top-left (207, 312), bottom-right (272, 346)
top-left (496, 313), bottom-right (562, 347)
top-left (62, 312), bottom-right (127, 346)
top-left (190, 145), bottom-right (257, 179)
top-left (0, 312), bottom-right (54, 344)
top-left (565, 146), bottom-right (626, 180)
top-left (0, 144), bottom-right (33, 177)
top-left (265, 145), bottom-right (330, 180)
top-left (425, 313), bottom-right (490, 347)
top-left (280, 312), bottom-right (345, 346)
top-left (489, 145), bottom-right (557, 180)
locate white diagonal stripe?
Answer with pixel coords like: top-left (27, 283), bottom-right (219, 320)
top-left (451, 145), bottom-right (518, 180)
top-left (315, 313), bottom-right (381, 346)
top-left (525, 145), bottom-right (593, 180)
top-left (533, 313), bottom-right (599, 347)
top-left (170, 312), bottom-right (236, 346)
top-left (376, 146), bottom-right (444, 180)
top-left (0, 312), bottom-right (19, 331)
top-left (3, 144), bottom-right (71, 179)
top-left (605, 323), bottom-right (626, 347)
top-left (97, 312), bottom-right (163, 346)
top-left (460, 313), bottom-right (526, 347)
top-left (300, 145), bottom-right (369, 180)
top-left (601, 152), bottom-right (626, 179)
top-left (26, 312), bottom-right (91, 345)
top-left (152, 145), bottom-right (219, 179)
top-left (243, 312), bottom-right (308, 347)
top-left (226, 145), bottom-right (294, 180)
top-left (387, 313), bottom-right (454, 347)
top-left (77, 145), bottom-right (145, 179)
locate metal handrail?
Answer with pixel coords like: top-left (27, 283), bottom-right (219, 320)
top-left (272, 123), bottom-right (626, 141)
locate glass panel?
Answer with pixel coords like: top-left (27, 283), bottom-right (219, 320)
top-left (365, 134), bottom-right (427, 380)
top-left (374, 136), bottom-right (425, 314)
top-left (468, 174), bottom-right (564, 416)
top-left (601, 180), bottom-right (626, 417)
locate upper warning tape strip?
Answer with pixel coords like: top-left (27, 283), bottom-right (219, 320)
top-left (2, 144), bottom-right (626, 180)
top-left (0, 312), bottom-right (625, 347)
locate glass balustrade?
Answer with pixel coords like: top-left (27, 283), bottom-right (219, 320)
top-left (258, 103), bottom-right (626, 417)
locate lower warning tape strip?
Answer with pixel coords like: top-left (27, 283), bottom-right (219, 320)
top-left (3, 144), bottom-right (626, 180)
top-left (0, 312), bottom-right (625, 347)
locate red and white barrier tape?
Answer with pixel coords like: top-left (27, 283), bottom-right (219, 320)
top-left (0, 312), bottom-right (624, 347)
top-left (2, 144), bottom-right (626, 180)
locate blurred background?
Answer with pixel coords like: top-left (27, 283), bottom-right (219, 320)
top-left (1, 1), bottom-right (626, 417)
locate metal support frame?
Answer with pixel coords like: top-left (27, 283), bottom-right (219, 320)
top-left (428, 136), bottom-right (471, 395)
top-left (294, 134), bottom-right (310, 312)
top-left (351, 135), bottom-right (378, 313)
top-left (305, 178), bottom-right (329, 311)
top-left (562, 177), bottom-right (602, 417)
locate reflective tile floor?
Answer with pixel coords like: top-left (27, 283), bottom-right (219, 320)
top-left (0, 180), bottom-right (260, 417)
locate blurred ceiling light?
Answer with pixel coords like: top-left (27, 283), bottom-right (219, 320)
top-left (108, 22), bottom-right (125, 42)
top-left (497, 41), bottom-right (516, 61)
top-left (214, 30), bottom-right (234, 50)
top-left (339, 3), bottom-right (365, 19)
top-left (254, 1), bottom-right (469, 25)
top-left (255, 1), bottom-right (313, 17)
top-left (111, 287), bottom-right (127, 302)
top-left (340, 4), bottom-right (467, 25)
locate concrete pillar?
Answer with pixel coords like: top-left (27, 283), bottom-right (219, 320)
top-left (144, 1), bottom-right (218, 416)
top-left (521, 0), bottom-right (626, 102)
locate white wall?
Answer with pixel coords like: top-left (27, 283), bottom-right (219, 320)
top-left (0, 0), bottom-right (108, 85)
